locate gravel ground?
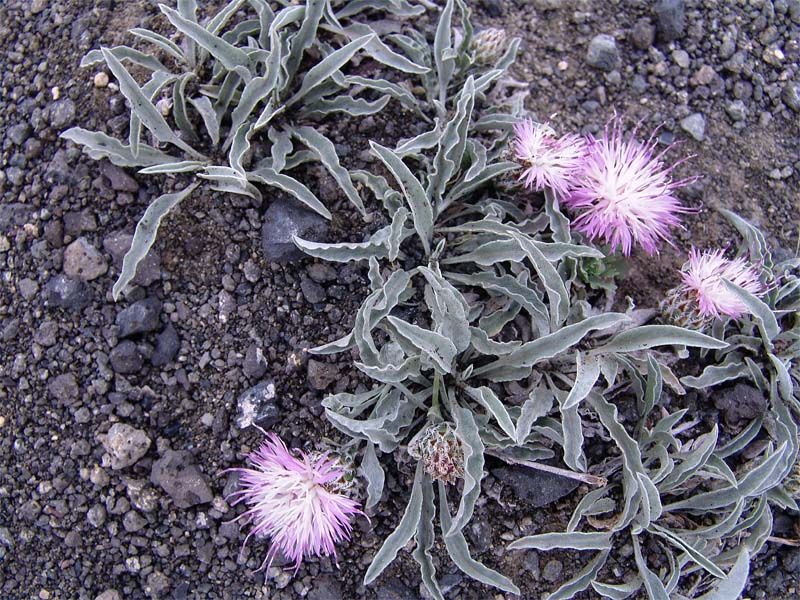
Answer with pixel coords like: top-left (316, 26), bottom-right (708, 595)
top-left (1, 0), bottom-right (799, 599)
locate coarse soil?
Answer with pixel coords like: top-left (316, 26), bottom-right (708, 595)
top-left (1, 1), bottom-right (799, 599)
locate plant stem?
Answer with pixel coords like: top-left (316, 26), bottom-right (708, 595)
top-left (487, 449), bottom-right (608, 487)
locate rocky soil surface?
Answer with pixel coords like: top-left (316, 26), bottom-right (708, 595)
top-left (1, 0), bottom-right (798, 599)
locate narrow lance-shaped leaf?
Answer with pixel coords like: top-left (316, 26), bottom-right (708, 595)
top-left (370, 142), bottom-right (434, 255)
top-left (364, 461), bottom-right (425, 585)
top-left (413, 477), bottom-right (443, 600)
top-left (113, 183), bottom-right (199, 301)
top-left (445, 406), bottom-right (484, 536)
top-left (591, 325), bottom-right (728, 354)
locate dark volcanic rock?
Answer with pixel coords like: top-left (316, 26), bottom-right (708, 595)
top-left (492, 465), bottom-right (580, 508)
top-left (235, 380), bottom-right (280, 429)
top-left (151, 323), bottom-right (180, 367)
top-left (116, 297), bottom-right (162, 338)
top-left (713, 383), bottom-right (768, 428)
top-left (654, 0), bottom-right (685, 42)
top-left (110, 340), bottom-right (144, 374)
top-left (150, 450), bottom-right (213, 508)
top-left (261, 200), bottom-right (329, 263)
top-left (43, 275), bottom-right (91, 310)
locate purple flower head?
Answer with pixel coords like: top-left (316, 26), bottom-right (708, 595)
top-left (680, 247), bottom-right (766, 319)
top-left (563, 118), bottom-right (695, 255)
top-left (513, 119), bottom-right (587, 197)
top-left (228, 433), bottom-right (363, 572)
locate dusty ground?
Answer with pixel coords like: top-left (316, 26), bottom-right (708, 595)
top-left (1, 0), bottom-right (799, 599)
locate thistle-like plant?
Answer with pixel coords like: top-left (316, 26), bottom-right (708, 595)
top-left (61, 0), bottom-right (432, 299)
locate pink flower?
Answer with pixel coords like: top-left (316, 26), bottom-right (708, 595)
top-left (679, 247), bottom-right (766, 319)
top-left (228, 433), bottom-right (363, 572)
top-left (513, 119), bottom-right (587, 197)
top-left (563, 119), bottom-right (695, 255)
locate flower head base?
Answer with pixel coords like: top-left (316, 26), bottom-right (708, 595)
top-left (228, 433), bottom-right (363, 572)
top-left (471, 28), bottom-right (507, 64)
top-left (408, 422), bottom-right (465, 485)
top-left (562, 119), bottom-right (694, 255)
top-left (513, 119), bottom-right (587, 198)
top-left (662, 247), bottom-right (766, 328)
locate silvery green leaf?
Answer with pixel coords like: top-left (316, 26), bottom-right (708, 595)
top-left (664, 441), bottom-right (789, 511)
top-left (290, 126), bottom-right (365, 215)
top-left (178, 0), bottom-right (198, 65)
top-left (642, 354), bottom-right (662, 417)
top-left (446, 406), bottom-right (484, 536)
top-left (339, 23), bottom-right (428, 74)
top-left (659, 426), bottom-right (718, 491)
top-left (445, 271), bottom-right (549, 333)
top-left (305, 95), bottom-right (391, 117)
top-left (632, 536), bottom-right (669, 600)
top-left (394, 128), bottom-right (441, 157)
top-left (722, 279), bottom-right (779, 342)
top-left (591, 325), bottom-right (728, 354)
top-left (370, 142), bottom-right (434, 255)
top-left (138, 161), bottom-right (205, 174)
top-left (442, 239), bottom-right (525, 266)
top-left (228, 122), bottom-right (254, 175)
top-left (413, 476), bottom-right (443, 600)
top-left (206, 0), bottom-right (249, 35)
top-left (286, 34), bottom-right (373, 106)
top-left (81, 46), bottom-right (168, 72)
top-left (648, 525), bottom-right (726, 579)
top-left (419, 266), bottom-right (471, 352)
top-left (469, 326), bottom-right (520, 356)
top-left (226, 74), bottom-right (280, 149)
top-left (248, 168), bottom-right (330, 219)
top-left (475, 314), bottom-right (628, 379)
top-left (681, 355), bottom-right (749, 388)
top-left (563, 353), bottom-right (601, 410)
top-left (433, 0), bottom-right (456, 107)
top-left (769, 352), bottom-right (794, 402)
top-left (591, 579), bottom-right (642, 600)
top-left (438, 480), bottom-right (520, 594)
top-left (443, 161), bottom-right (518, 205)
top-left (113, 183), bottom-right (199, 301)
top-left (472, 69), bottom-right (502, 95)
top-left (386, 316), bottom-right (456, 373)
top-left (213, 71), bottom-right (242, 120)
top-left (544, 188), bottom-right (571, 243)
top-left (464, 386), bottom-right (515, 440)
top-left (560, 401), bottom-right (586, 472)
top-left (100, 48), bottom-right (202, 159)
top-left (293, 230), bottom-right (389, 262)
top-left (188, 96), bottom-right (220, 146)
top-left (60, 128), bottom-right (179, 168)
top-left (635, 471), bottom-right (662, 528)
top-left (388, 207), bottom-right (408, 261)
top-left (430, 77), bottom-right (475, 205)
top-left (494, 36), bottom-right (521, 72)
top-left (160, 5), bottom-right (250, 75)
top-left (463, 138), bottom-right (487, 182)
top-left (719, 208), bottom-right (770, 268)
top-left (267, 128), bottom-right (292, 173)
top-left (695, 547), bottom-right (750, 600)
top-left (284, 0), bottom-right (325, 78)
top-left (221, 19), bottom-right (261, 46)
top-left (508, 531), bottom-right (612, 551)
top-left (477, 300), bottom-right (520, 337)
top-left (336, 0), bottom-right (424, 19)
top-left (325, 392), bottom-right (415, 451)
top-left (714, 417), bottom-right (762, 459)
top-left (472, 113), bottom-right (517, 132)
top-left (516, 385), bottom-right (554, 445)
top-left (567, 487), bottom-right (613, 532)
top-left (129, 70), bottom-right (175, 161)
top-left (344, 75), bottom-right (424, 117)
top-left (364, 461), bottom-right (424, 585)
top-left (130, 28), bottom-right (186, 63)
top-left (545, 550), bottom-right (611, 600)
top-left (356, 354), bottom-right (421, 384)
top-left (361, 443), bottom-right (384, 509)
top-left (200, 166), bottom-right (262, 201)
top-left (512, 233), bottom-right (570, 327)
top-left (172, 73), bottom-right (199, 141)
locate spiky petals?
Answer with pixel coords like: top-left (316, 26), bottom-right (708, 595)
top-left (228, 433), bottom-right (363, 572)
top-left (563, 119), bottom-right (694, 255)
top-left (513, 119), bottom-right (587, 197)
top-left (680, 247), bottom-right (766, 318)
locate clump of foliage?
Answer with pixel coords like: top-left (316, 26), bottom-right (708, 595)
top-left (62, 0), bottom-right (432, 299)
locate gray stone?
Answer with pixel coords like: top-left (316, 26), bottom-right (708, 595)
top-left (243, 344), bottom-right (268, 379)
top-left (34, 320), bottom-right (58, 346)
top-left (714, 383), bottom-right (767, 428)
top-left (261, 200), bottom-right (329, 263)
top-left (672, 49), bottom-right (690, 68)
top-left (48, 373), bottom-right (78, 404)
top-left (18, 278), bottom-right (39, 301)
top-left (63, 210), bottom-right (97, 237)
top-left (87, 505), bottom-right (107, 528)
top-left (236, 380), bottom-right (280, 429)
top-left (654, 0), bottom-right (685, 42)
top-left (125, 479), bottom-right (160, 512)
top-left (100, 161), bottom-right (139, 192)
top-left (95, 590), bottom-right (121, 600)
top-left (492, 465), bottom-right (580, 508)
top-left (110, 340), bottom-right (144, 374)
top-left (43, 275), bottom-right (91, 310)
top-left (300, 278), bottom-right (326, 304)
top-left (630, 18), bottom-right (655, 50)
top-left (50, 99), bottom-right (76, 129)
top-left (791, 0), bottom-right (800, 23)
top-left (64, 237), bottom-right (108, 281)
top-left (586, 34), bottom-right (619, 72)
top-left (374, 578), bottom-right (416, 600)
top-left (308, 574), bottom-right (343, 600)
top-left (782, 83), bottom-right (800, 112)
top-left (8, 123), bottom-right (32, 146)
top-left (680, 113), bottom-right (706, 141)
top-left (307, 359), bottom-right (339, 391)
top-left (101, 423), bottom-right (151, 470)
top-left (307, 263), bottom-right (337, 283)
top-left (122, 510), bottom-right (148, 532)
top-left (726, 100), bottom-right (748, 121)
top-left (151, 323), bottom-right (180, 367)
top-left (116, 297), bottom-right (162, 338)
top-left (150, 450), bottom-right (213, 508)
top-left (543, 559), bottom-right (563, 582)
top-left (0, 203), bottom-right (30, 233)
